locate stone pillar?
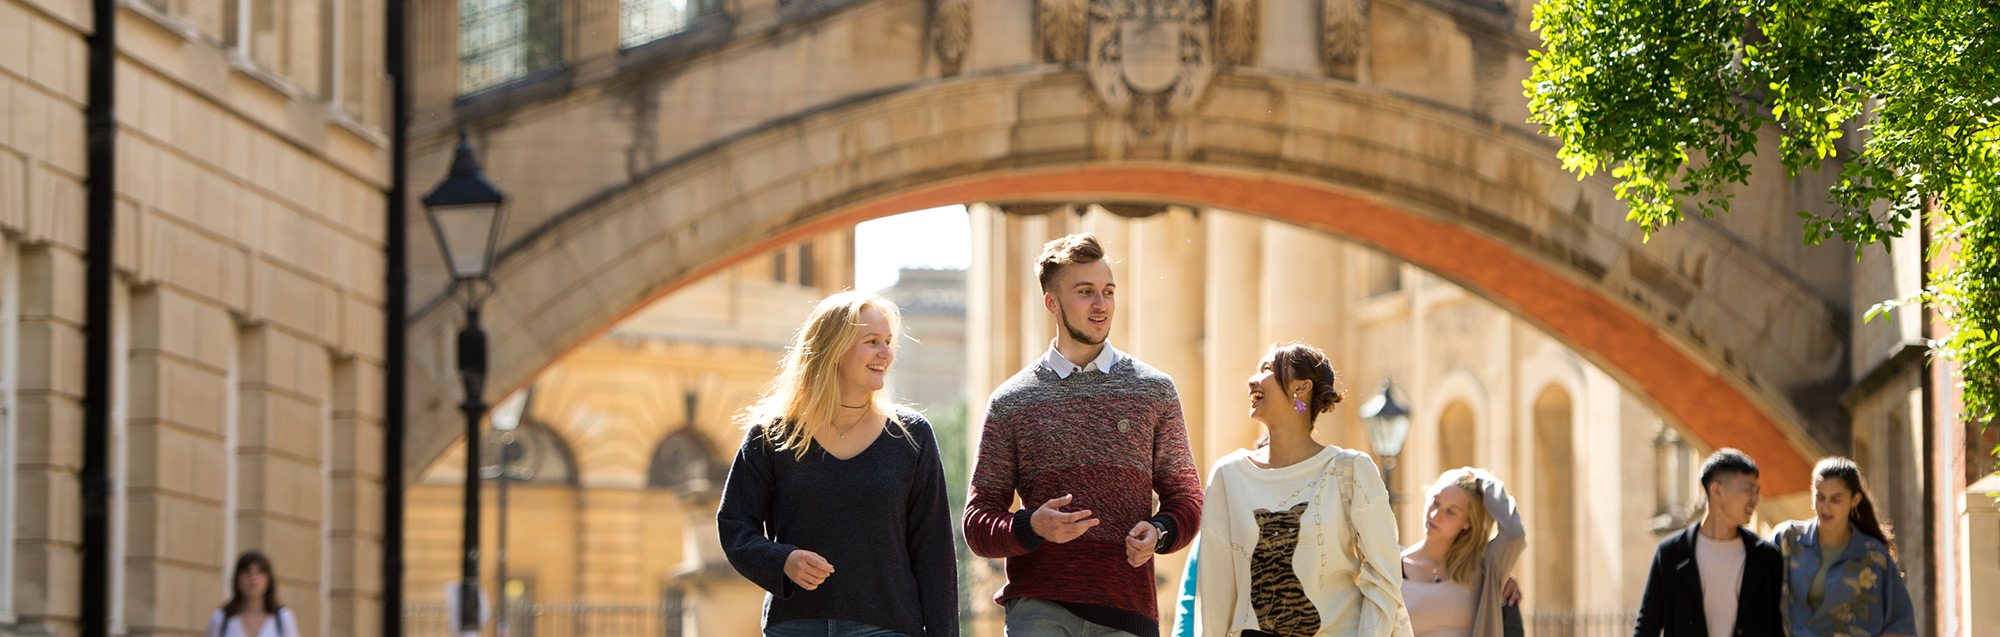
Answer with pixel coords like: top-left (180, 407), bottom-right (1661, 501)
top-left (1258, 221), bottom-right (1346, 445)
top-left (13, 245), bottom-right (90, 635)
top-left (1128, 207), bottom-right (1206, 463)
top-left (1203, 210), bottom-right (1263, 459)
top-left (1078, 208), bottom-right (1132, 347)
top-left (571, 0), bottom-right (624, 82)
top-left (327, 358), bottom-right (385, 636)
top-left (124, 287), bottom-right (237, 634)
top-left (965, 203), bottom-right (1020, 429)
top-left (235, 324), bottom-right (333, 634)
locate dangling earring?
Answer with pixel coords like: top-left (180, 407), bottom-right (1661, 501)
top-left (1293, 395), bottom-right (1308, 414)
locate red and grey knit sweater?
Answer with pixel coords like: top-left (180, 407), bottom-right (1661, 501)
top-left (963, 355), bottom-right (1203, 637)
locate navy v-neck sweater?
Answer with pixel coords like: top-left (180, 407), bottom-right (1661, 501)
top-left (717, 409), bottom-right (959, 637)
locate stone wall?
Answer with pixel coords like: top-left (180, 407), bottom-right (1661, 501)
top-left (0, 0), bottom-right (389, 634)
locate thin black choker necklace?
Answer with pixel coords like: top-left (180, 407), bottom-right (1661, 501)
top-left (840, 402), bottom-right (868, 409)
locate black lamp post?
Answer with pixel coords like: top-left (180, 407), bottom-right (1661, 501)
top-left (422, 129), bottom-right (507, 635)
top-left (1359, 380), bottom-right (1413, 505)
top-left (482, 389), bottom-right (534, 637)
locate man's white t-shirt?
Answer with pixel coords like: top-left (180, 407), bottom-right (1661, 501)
top-left (1695, 532), bottom-right (1747, 637)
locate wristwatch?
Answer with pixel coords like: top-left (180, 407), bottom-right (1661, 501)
top-left (1148, 519), bottom-right (1171, 553)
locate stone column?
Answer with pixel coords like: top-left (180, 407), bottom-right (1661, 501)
top-left (965, 203), bottom-right (1020, 430)
top-left (1258, 221), bottom-right (1347, 446)
top-left (13, 245), bottom-right (90, 634)
top-left (234, 324), bottom-right (334, 633)
top-left (570, 0), bottom-right (624, 82)
top-left (1203, 210), bottom-right (1263, 459)
top-left (123, 287), bottom-right (238, 634)
top-left (1129, 207), bottom-right (1206, 462)
top-left (327, 358), bottom-right (385, 636)
top-left (1078, 208), bottom-right (1132, 346)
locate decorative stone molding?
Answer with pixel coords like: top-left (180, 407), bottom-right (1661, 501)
top-left (1323, 0), bottom-right (1368, 78)
top-left (1214, 0), bottom-right (1260, 65)
top-left (1086, 0), bottom-right (1215, 137)
top-left (933, 0), bottom-right (973, 73)
top-left (1040, 0), bottom-right (1089, 63)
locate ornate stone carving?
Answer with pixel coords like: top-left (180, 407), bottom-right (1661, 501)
top-left (1040, 0), bottom-right (1090, 63)
top-left (933, 0), bottom-right (973, 72)
top-left (1086, 0), bottom-right (1215, 137)
top-left (1323, 0), bottom-right (1367, 78)
top-left (1214, 0), bottom-right (1259, 65)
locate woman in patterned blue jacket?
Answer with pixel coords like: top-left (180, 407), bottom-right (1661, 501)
top-left (1768, 457), bottom-right (1915, 636)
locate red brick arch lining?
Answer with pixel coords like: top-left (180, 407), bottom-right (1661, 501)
top-left (640, 165), bottom-right (1812, 494)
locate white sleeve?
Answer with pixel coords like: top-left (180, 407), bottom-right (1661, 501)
top-left (281, 608), bottom-right (302, 637)
top-left (206, 610), bottom-right (227, 637)
top-left (1197, 462), bottom-right (1237, 637)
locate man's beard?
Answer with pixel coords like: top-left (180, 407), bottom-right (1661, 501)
top-left (1058, 304), bottom-right (1106, 346)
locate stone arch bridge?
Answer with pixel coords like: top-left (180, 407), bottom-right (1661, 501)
top-left (400, 0), bottom-right (1876, 495)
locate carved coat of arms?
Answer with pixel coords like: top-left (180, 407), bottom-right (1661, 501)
top-left (1087, 0), bottom-right (1214, 137)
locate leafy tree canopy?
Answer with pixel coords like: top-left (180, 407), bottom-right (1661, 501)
top-left (1524, 0), bottom-right (2000, 449)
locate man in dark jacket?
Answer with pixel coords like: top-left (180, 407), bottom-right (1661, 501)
top-left (1633, 448), bottom-right (1784, 637)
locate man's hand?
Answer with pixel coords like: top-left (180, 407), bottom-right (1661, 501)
top-left (1124, 521), bottom-right (1160, 566)
top-left (1029, 494), bottom-right (1098, 544)
top-left (784, 550), bottom-right (834, 591)
top-left (1503, 574), bottom-right (1522, 605)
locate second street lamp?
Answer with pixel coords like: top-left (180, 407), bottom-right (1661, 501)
top-left (1359, 380), bottom-right (1413, 507)
top-left (422, 128), bottom-right (507, 636)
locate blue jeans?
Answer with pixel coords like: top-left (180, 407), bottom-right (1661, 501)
top-left (1004, 598), bottom-right (1139, 637)
top-left (765, 619), bottom-right (909, 637)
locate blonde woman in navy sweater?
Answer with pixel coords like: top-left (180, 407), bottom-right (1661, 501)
top-left (717, 291), bottom-right (958, 637)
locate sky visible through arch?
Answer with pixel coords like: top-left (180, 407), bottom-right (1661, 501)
top-left (855, 205), bottom-right (971, 292)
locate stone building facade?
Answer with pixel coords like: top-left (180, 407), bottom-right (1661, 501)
top-left (2, 0), bottom-right (390, 634)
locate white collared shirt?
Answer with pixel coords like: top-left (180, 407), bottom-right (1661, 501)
top-left (1039, 339), bottom-right (1123, 378)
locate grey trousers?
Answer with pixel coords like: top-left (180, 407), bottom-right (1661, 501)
top-left (1004, 598), bottom-right (1141, 637)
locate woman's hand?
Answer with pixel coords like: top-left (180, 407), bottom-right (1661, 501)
top-left (784, 550), bottom-right (835, 590)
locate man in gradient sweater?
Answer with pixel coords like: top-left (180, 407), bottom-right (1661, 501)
top-left (964, 233), bottom-right (1204, 637)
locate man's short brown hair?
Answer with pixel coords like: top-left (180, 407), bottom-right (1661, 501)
top-left (1035, 233), bottom-right (1105, 293)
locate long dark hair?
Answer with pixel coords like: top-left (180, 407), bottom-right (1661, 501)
top-left (223, 550), bottom-right (284, 620)
top-left (1815, 457), bottom-right (1897, 561)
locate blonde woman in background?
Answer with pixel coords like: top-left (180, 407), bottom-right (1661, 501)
top-left (716, 291), bottom-right (959, 637)
top-left (1399, 468), bottom-right (1525, 637)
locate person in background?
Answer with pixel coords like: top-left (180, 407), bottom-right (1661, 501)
top-left (1400, 468), bottom-right (1525, 637)
top-left (1769, 457), bottom-right (1915, 636)
top-left (1631, 449), bottom-right (1783, 637)
top-left (206, 551), bottom-right (299, 637)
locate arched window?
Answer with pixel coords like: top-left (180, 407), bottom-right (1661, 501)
top-left (1531, 385), bottom-right (1575, 610)
top-left (1437, 401), bottom-right (1478, 471)
top-left (648, 430), bottom-right (724, 493)
top-left (483, 422), bottom-right (579, 486)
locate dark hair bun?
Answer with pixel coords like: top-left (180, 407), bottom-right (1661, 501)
top-left (1268, 342), bottom-right (1345, 422)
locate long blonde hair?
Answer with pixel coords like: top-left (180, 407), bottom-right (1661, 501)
top-left (1426, 468), bottom-right (1494, 587)
top-left (737, 291), bottom-right (906, 459)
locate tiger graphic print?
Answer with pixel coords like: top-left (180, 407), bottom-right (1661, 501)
top-left (1249, 501), bottom-right (1320, 637)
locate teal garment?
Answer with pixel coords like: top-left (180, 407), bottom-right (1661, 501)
top-left (1172, 537), bottom-right (1199, 637)
top-left (1772, 520), bottom-right (1916, 636)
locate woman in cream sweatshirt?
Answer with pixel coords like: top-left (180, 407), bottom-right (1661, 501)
top-left (1197, 343), bottom-right (1413, 637)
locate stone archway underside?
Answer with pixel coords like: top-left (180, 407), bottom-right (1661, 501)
top-left (405, 72), bottom-right (1840, 494)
